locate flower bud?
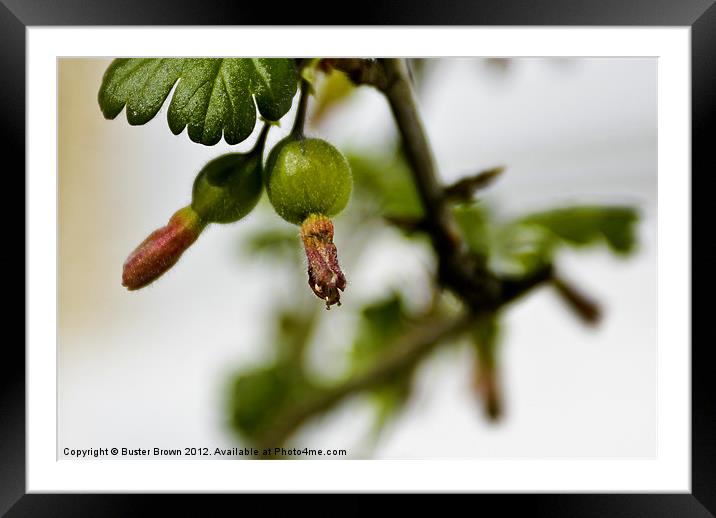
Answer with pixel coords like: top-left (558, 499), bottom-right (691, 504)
top-left (122, 206), bottom-right (206, 290)
top-left (300, 214), bottom-right (346, 309)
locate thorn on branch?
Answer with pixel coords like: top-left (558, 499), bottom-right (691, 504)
top-left (473, 364), bottom-right (502, 421)
top-left (443, 166), bottom-right (505, 203)
top-left (551, 274), bottom-right (602, 325)
top-left (497, 264), bottom-right (554, 307)
top-left (383, 215), bottom-right (428, 234)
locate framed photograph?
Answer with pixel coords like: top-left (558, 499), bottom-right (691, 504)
top-left (7, 0), bottom-right (712, 512)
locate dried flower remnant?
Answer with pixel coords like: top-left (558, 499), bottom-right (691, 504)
top-left (122, 206), bottom-right (206, 290)
top-left (300, 214), bottom-right (346, 309)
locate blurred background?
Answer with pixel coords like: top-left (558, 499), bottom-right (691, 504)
top-left (59, 57), bottom-right (656, 459)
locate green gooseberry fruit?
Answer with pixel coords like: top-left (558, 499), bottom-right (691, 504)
top-left (262, 136), bottom-right (352, 225)
top-left (191, 152), bottom-right (263, 224)
top-left (123, 128), bottom-right (269, 291)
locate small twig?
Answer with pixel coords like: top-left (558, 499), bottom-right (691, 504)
top-left (443, 166), bottom-right (505, 202)
top-left (257, 312), bottom-right (475, 451)
top-left (255, 265), bottom-right (554, 451)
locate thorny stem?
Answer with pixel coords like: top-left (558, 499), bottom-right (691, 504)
top-left (381, 59), bottom-right (459, 252)
top-left (380, 58), bottom-right (512, 310)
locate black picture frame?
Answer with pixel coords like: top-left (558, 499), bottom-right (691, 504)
top-left (5, 0), bottom-right (712, 514)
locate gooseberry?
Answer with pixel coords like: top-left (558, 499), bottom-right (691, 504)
top-left (263, 136), bottom-right (352, 225)
top-left (263, 135), bottom-right (352, 308)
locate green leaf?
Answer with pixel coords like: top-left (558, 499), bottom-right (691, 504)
top-left (98, 58), bottom-right (298, 146)
top-left (519, 206), bottom-right (638, 255)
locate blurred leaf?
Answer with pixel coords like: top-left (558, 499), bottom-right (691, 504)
top-left (351, 294), bottom-right (409, 367)
top-left (229, 366), bottom-right (292, 439)
top-left (453, 202), bottom-right (550, 276)
top-left (347, 152), bottom-right (424, 219)
top-left (244, 227), bottom-right (300, 261)
top-left (519, 206), bottom-right (638, 255)
top-left (98, 58), bottom-right (298, 146)
top-left (453, 203), bottom-right (491, 258)
top-left (228, 307), bottom-right (319, 442)
top-left (454, 203), bottom-right (638, 277)
top-left (274, 308), bottom-right (317, 365)
top-left (298, 58), bottom-right (322, 88)
top-left (351, 294), bottom-right (415, 434)
top-left (370, 378), bottom-right (412, 438)
top-left (229, 364), bottom-right (321, 442)
top-left (490, 223), bottom-right (556, 276)
top-left (310, 69), bottom-right (356, 126)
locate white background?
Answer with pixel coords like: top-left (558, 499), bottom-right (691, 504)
top-left (28, 28), bottom-right (690, 491)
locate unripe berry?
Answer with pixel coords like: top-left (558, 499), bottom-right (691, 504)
top-left (122, 127), bottom-right (268, 291)
top-left (263, 136), bottom-right (352, 225)
top-left (191, 151), bottom-right (263, 224)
